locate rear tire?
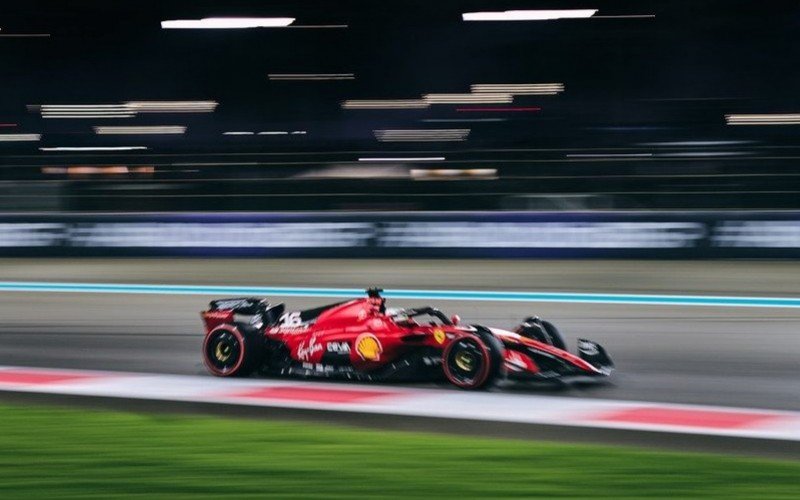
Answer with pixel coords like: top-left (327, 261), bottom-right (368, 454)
top-left (203, 325), bottom-right (263, 377)
top-left (442, 330), bottom-right (504, 390)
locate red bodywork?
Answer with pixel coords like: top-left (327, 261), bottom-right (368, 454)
top-left (201, 293), bottom-right (611, 387)
top-left (268, 299), bottom-right (446, 371)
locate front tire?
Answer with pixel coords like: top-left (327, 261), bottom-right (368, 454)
top-left (203, 326), bottom-right (262, 377)
top-left (442, 331), bottom-right (504, 390)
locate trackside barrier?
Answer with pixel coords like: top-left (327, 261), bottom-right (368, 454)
top-left (0, 211), bottom-right (799, 258)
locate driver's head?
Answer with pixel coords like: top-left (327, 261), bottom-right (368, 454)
top-left (368, 295), bottom-right (386, 314)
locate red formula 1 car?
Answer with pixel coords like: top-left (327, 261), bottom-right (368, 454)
top-left (201, 288), bottom-right (613, 389)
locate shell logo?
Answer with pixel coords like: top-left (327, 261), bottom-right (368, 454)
top-left (355, 333), bottom-right (383, 361)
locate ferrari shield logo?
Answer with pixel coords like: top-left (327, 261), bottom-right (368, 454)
top-left (355, 333), bottom-right (382, 361)
top-left (433, 328), bottom-right (446, 344)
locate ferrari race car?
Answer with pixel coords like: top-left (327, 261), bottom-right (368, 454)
top-left (201, 288), bottom-right (613, 390)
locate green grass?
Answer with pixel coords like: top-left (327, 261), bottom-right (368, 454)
top-left (0, 404), bottom-right (797, 499)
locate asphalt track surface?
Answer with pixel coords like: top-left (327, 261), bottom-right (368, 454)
top-left (0, 259), bottom-right (798, 413)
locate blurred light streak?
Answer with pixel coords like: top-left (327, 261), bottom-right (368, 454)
top-left (375, 138), bottom-right (469, 143)
top-left (39, 104), bottom-right (133, 119)
top-left (0, 134), bottom-right (40, 141)
top-left (67, 165), bottom-right (129, 175)
top-left (424, 93), bottom-right (512, 104)
top-left (567, 153), bottom-right (652, 158)
top-left (411, 168), bottom-right (497, 180)
top-left (422, 118), bottom-right (506, 122)
top-left (39, 146), bottom-right (148, 151)
top-left (43, 114), bottom-right (135, 119)
top-left (359, 157), bottom-right (445, 162)
top-left (0, 123), bottom-right (17, 127)
top-left (171, 162), bottom-right (259, 166)
top-left (40, 167), bottom-right (67, 174)
top-left (0, 33), bottom-right (51, 37)
top-left (42, 165), bottom-right (155, 175)
top-left (375, 129), bottom-right (470, 142)
top-left (269, 73), bottom-right (354, 80)
top-left (342, 99), bottom-right (429, 109)
top-left (656, 151), bottom-right (750, 157)
top-left (36, 101), bottom-right (217, 119)
top-left (125, 101), bottom-right (217, 113)
top-left (297, 165), bottom-right (408, 179)
top-left (463, 10), bottom-right (597, 21)
top-left (94, 126), bottom-right (186, 135)
top-left (41, 105), bottom-right (129, 109)
top-left (375, 139), bottom-right (468, 143)
top-left (224, 131), bottom-right (307, 136)
top-left (471, 83), bottom-right (564, 95)
top-left (161, 18), bottom-right (295, 29)
top-left (455, 106), bottom-right (540, 112)
top-left (726, 114), bottom-right (800, 125)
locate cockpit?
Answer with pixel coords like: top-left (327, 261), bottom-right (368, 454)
top-left (387, 307), bottom-right (454, 327)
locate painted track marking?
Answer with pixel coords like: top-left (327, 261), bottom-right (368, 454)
top-left (2, 281), bottom-right (800, 308)
top-left (0, 365), bottom-right (798, 441)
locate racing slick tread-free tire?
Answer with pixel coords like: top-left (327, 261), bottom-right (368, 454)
top-left (203, 325), bottom-right (263, 377)
top-left (442, 329), bottom-right (504, 390)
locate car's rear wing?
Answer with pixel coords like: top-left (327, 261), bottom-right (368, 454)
top-left (204, 297), bottom-right (285, 331)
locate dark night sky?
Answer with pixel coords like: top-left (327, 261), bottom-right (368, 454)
top-left (1, 1), bottom-right (800, 156)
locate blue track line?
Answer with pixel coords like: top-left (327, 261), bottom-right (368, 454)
top-left (1, 281), bottom-right (800, 308)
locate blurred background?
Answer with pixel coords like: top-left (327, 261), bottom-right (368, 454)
top-left (1, 0), bottom-right (800, 214)
top-left (1, 1), bottom-right (799, 260)
top-left (0, 2), bottom-right (799, 496)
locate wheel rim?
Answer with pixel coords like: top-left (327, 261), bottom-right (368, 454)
top-left (455, 351), bottom-right (476, 371)
top-left (445, 338), bottom-right (487, 387)
top-left (215, 342), bottom-right (233, 362)
top-left (205, 330), bottom-right (242, 374)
